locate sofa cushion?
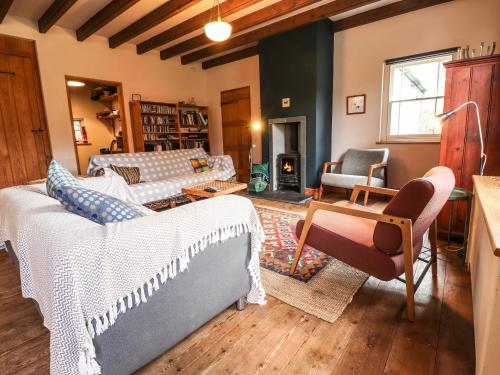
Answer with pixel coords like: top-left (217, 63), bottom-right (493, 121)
top-left (341, 148), bottom-right (388, 179)
top-left (321, 173), bottom-right (384, 189)
top-left (190, 158), bottom-right (210, 173)
top-left (373, 166), bottom-right (454, 255)
top-left (129, 169), bottom-right (230, 204)
top-left (54, 185), bottom-right (145, 225)
top-left (110, 164), bottom-right (141, 185)
top-left (46, 160), bottom-right (80, 199)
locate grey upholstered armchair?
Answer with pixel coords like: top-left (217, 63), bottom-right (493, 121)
top-left (319, 148), bottom-right (389, 204)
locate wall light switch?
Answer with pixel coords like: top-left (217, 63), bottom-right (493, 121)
top-left (282, 98), bottom-right (290, 108)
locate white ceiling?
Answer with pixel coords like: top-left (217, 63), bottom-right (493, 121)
top-left (8, 0), bottom-right (401, 53)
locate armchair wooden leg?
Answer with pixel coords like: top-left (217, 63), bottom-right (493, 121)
top-left (318, 184), bottom-right (324, 201)
top-left (429, 219), bottom-right (438, 277)
top-left (402, 222), bottom-right (415, 322)
top-left (290, 211), bottom-right (316, 275)
top-left (363, 191), bottom-right (369, 206)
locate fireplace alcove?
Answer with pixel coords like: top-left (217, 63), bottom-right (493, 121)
top-left (268, 116), bottom-right (306, 194)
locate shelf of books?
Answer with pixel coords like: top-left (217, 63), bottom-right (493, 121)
top-left (130, 100), bottom-right (210, 152)
top-left (178, 103), bottom-right (209, 152)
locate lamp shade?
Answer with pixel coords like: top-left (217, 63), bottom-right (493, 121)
top-left (204, 17), bottom-right (232, 42)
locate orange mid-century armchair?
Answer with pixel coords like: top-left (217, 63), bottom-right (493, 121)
top-left (290, 166), bottom-right (455, 321)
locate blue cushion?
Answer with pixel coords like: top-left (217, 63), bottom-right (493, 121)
top-left (55, 185), bottom-right (145, 225)
top-left (46, 160), bottom-right (80, 199)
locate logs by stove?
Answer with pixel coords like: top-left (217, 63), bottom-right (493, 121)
top-left (277, 153), bottom-right (300, 191)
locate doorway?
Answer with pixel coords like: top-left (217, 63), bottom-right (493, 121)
top-left (0, 34), bottom-right (52, 187)
top-left (221, 87), bottom-right (251, 182)
top-left (65, 76), bottom-right (128, 175)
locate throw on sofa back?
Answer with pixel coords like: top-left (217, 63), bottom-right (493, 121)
top-left (87, 148), bottom-right (208, 181)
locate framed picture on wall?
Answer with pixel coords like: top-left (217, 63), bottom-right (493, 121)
top-left (346, 94), bottom-right (366, 115)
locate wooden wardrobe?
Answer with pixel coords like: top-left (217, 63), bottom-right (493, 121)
top-left (0, 34), bottom-right (52, 188)
top-left (438, 55), bottom-right (500, 236)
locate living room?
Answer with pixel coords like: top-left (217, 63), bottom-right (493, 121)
top-left (0, 0), bottom-right (499, 374)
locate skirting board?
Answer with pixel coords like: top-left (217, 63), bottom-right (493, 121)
top-left (304, 188), bottom-right (319, 199)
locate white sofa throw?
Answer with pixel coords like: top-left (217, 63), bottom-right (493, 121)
top-left (0, 179), bottom-right (265, 375)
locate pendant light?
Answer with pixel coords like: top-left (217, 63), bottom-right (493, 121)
top-left (204, 0), bottom-right (232, 42)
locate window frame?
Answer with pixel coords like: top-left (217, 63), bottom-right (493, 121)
top-left (379, 51), bottom-right (455, 143)
top-left (73, 118), bottom-right (84, 143)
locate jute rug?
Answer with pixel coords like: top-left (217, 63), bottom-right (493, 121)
top-left (255, 205), bottom-right (369, 323)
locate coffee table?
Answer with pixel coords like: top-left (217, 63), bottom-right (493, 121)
top-left (182, 180), bottom-right (247, 202)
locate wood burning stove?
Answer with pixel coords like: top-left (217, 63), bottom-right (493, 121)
top-left (277, 153), bottom-right (300, 191)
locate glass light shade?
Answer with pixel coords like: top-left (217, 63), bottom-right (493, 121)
top-left (204, 18), bottom-right (232, 42)
top-left (67, 80), bottom-right (85, 87)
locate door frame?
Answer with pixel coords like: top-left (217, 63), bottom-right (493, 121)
top-left (64, 75), bottom-right (129, 175)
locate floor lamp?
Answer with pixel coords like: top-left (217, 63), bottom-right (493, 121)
top-left (436, 101), bottom-right (487, 175)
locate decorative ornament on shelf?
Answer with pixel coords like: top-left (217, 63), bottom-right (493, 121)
top-left (459, 41), bottom-right (496, 60)
top-left (204, 0), bottom-right (232, 42)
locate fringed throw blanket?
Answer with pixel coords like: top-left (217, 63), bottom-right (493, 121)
top-left (0, 180), bottom-right (265, 375)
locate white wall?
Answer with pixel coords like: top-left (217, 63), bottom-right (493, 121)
top-left (0, 16), bottom-right (207, 174)
top-left (332, 0), bottom-right (500, 187)
top-left (206, 0), bottom-right (499, 188)
top-left (205, 55), bottom-right (262, 163)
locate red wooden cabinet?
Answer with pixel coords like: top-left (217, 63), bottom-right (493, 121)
top-left (438, 55), bottom-right (500, 236)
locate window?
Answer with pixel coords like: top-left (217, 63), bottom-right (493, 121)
top-left (73, 118), bottom-right (83, 142)
top-left (380, 49), bottom-right (456, 142)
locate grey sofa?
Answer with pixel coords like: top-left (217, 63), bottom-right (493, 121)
top-left (5, 234), bottom-right (251, 375)
top-left (319, 148), bottom-right (389, 204)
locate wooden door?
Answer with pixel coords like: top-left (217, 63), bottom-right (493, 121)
top-left (221, 87), bottom-right (251, 182)
top-left (0, 34), bottom-right (51, 187)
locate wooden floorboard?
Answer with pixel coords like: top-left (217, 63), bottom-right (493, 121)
top-left (0, 193), bottom-right (475, 374)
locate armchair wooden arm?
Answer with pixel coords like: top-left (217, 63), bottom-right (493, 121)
top-left (322, 161), bottom-right (342, 174)
top-left (290, 200), bottom-right (438, 322)
top-left (350, 184), bottom-right (399, 204)
top-left (363, 162), bottom-right (388, 205)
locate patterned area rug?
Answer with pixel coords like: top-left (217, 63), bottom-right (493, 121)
top-left (255, 205), bottom-right (369, 323)
top-left (256, 206), bottom-right (331, 282)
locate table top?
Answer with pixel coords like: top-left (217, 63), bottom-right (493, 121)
top-left (473, 176), bottom-right (500, 256)
top-left (182, 180), bottom-right (247, 198)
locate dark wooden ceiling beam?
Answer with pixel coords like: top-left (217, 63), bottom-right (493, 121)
top-left (137, 0), bottom-right (262, 55)
top-left (160, 0), bottom-right (322, 60)
top-left (181, 0), bottom-right (377, 64)
top-left (0, 0), bottom-right (14, 23)
top-left (109, 0), bottom-right (202, 48)
top-left (332, 0), bottom-right (454, 32)
top-left (38, 0), bottom-right (78, 33)
top-left (76, 0), bottom-right (142, 41)
top-left (202, 45), bottom-right (259, 69)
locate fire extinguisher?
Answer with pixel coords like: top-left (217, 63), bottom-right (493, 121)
top-left (81, 126), bottom-right (88, 143)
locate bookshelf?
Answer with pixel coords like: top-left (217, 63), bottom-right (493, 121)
top-left (130, 100), bottom-right (210, 152)
top-left (178, 103), bottom-right (209, 152)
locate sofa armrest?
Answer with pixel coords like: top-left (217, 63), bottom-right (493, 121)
top-left (208, 155), bottom-right (236, 178)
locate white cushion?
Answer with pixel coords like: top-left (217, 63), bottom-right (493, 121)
top-left (321, 173), bottom-right (384, 189)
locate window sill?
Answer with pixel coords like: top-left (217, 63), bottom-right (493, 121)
top-left (376, 141), bottom-right (440, 145)
top-left (76, 142), bottom-right (92, 146)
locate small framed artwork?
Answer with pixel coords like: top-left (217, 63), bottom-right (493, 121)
top-left (346, 94), bottom-right (366, 115)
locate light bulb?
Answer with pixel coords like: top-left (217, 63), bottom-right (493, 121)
top-left (204, 17), bottom-right (232, 42)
